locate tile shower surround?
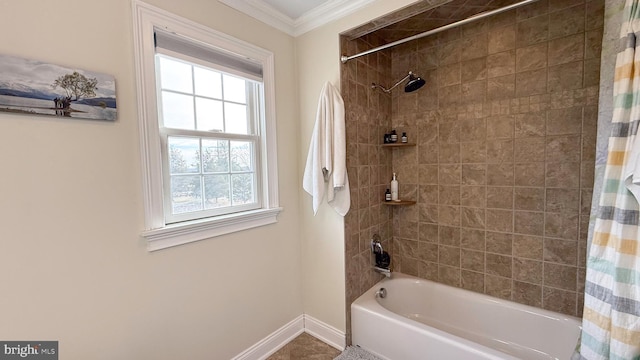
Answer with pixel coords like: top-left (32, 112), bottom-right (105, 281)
top-left (341, 0), bottom-right (604, 334)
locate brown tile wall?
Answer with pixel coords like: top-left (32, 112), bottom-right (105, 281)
top-left (340, 1), bottom-right (603, 341)
top-left (386, 0), bottom-right (603, 317)
top-left (340, 33), bottom-right (393, 343)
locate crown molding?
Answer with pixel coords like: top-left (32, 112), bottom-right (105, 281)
top-left (292, 0), bottom-right (376, 36)
top-left (219, 0), bottom-right (295, 35)
top-left (219, 0), bottom-right (377, 37)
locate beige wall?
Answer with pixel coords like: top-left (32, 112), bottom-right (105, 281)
top-left (0, 0), bottom-right (302, 359)
top-left (296, 0), bottom-right (422, 334)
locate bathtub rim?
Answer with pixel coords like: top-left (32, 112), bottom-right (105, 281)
top-left (355, 272), bottom-right (581, 324)
top-left (351, 272), bottom-right (582, 360)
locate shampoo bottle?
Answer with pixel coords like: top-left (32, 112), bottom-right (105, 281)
top-left (390, 173), bottom-right (399, 201)
top-left (390, 129), bottom-right (398, 143)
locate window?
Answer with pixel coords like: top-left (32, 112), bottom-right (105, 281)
top-left (156, 53), bottom-right (261, 223)
top-left (133, 1), bottom-right (281, 251)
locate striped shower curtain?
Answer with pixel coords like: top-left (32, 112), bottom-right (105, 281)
top-left (576, 1), bottom-right (640, 359)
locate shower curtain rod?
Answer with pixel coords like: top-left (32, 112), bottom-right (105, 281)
top-left (340, 0), bottom-right (539, 63)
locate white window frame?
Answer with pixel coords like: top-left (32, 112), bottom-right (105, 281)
top-left (132, 1), bottom-right (281, 251)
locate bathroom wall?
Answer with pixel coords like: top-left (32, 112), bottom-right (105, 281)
top-left (296, 0), bottom-right (429, 336)
top-left (386, 0), bottom-right (604, 317)
top-left (335, 1), bottom-right (456, 343)
top-left (0, 1), bottom-right (303, 358)
top-left (340, 33), bottom-right (393, 339)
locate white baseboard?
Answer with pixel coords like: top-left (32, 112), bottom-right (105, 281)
top-left (231, 315), bottom-right (304, 360)
top-left (304, 315), bottom-right (346, 351)
top-left (231, 314), bottom-right (346, 360)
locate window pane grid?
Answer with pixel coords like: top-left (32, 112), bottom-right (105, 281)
top-left (156, 53), bottom-right (261, 223)
top-left (160, 88), bottom-right (247, 106)
top-left (157, 54), bottom-right (251, 136)
top-left (167, 135), bottom-right (256, 217)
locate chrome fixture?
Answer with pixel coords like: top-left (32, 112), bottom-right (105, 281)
top-left (375, 287), bottom-right (387, 298)
top-left (374, 266), bottom-right (392, 278)
top-left (371, 233), bottom-right (383, 254)
top-left (340, 0), bottom-right (540, 63)
top-left (371, 71), bottom-right (425, 93)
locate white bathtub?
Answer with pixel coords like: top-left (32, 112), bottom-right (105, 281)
top-left (351, 272), bottom-right (581, 360)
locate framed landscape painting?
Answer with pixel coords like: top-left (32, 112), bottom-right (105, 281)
top-left (0, 54), bottom-right (117, 121)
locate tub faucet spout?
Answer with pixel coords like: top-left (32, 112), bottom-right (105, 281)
top-left (374, 266), bottom-right (392, 278)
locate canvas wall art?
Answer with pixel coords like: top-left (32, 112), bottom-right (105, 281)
top-left (0, 54), bottom-right (117, 121)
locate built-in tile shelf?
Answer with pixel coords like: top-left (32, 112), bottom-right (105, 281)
top-left (382, 143), bottom-right (415, 205)
top-left (381, 142), bottom-right (415, 147)
top-left (382, 200), bottom-right (416, 206)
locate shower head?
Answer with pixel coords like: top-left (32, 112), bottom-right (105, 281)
top-left (371, 71), bottom-right (426, 93)
top-left (405, 73), bottom-right (426, 92)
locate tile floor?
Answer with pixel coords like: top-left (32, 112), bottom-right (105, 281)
top-left (267, 333), bottom-right (341, 360)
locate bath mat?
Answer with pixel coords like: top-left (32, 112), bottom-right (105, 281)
top-left (334, 346), bottom-right (384, 360)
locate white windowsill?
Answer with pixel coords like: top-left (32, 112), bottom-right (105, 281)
top-left (143, 207), bottom-right (283, 251)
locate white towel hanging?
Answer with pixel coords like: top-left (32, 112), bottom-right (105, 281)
top-left (302, 81), bottom-right (350, 216)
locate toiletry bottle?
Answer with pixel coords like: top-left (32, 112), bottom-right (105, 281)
top-left (390, 129), bottom-right (398, 143)
top-left (385, 189), bottom-right (391, 201)
top-left (390, 173), bottom-right (399, 201)
top-left (401, 132), bottom-right (408, 143)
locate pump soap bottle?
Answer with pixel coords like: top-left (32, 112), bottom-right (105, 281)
top-left (390, 173), bottom-right (399, 201)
